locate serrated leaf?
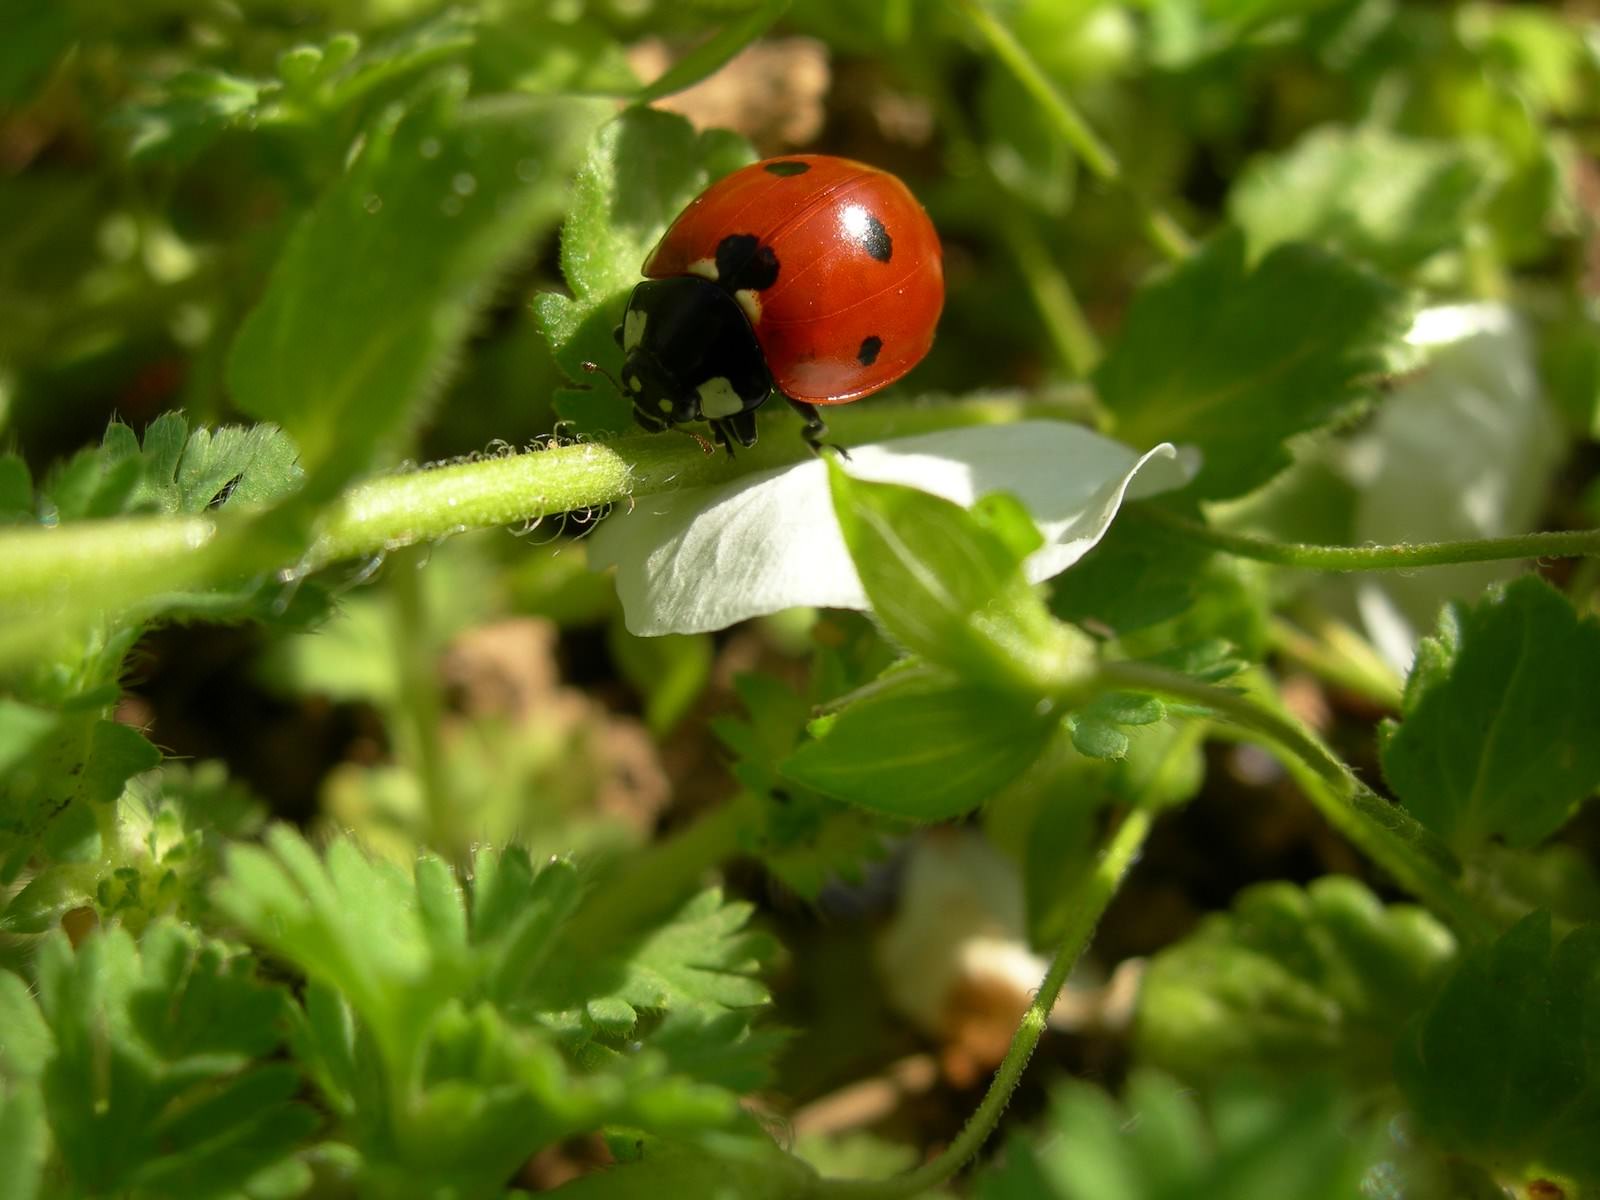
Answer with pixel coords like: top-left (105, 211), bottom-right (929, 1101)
top-left (828, 460), bottom-right (1093, 695)
top-left (534, 107), bottom-right (753, 435)
top-left (1096, 231), bottom-right (1409, 501)
top-left (1135, 878), bottom-right (1455, 1086)
top-left (974, 1070), bottom-right (1379, 1200)
top-left (547, 1128), bottom-right (816, 1199)
top-left (781, 673), bottom-right (1059, 821)
top-left (589, 422), bottom-right (1196, 636)
top-left (27, 921), bottom-right (314, 1199)
top-left (1231, 126), bottom-right (1499, 273)
top-left (1396, 911), bottom-right (1600, 1187)
top-left (229, 87), bottom-right (603, 500)
top-left (1379, 577), bottom-right (1600, 851)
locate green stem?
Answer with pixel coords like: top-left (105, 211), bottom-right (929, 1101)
top-left (1137, 506), bottom-right (1600, 571)
top-left (996, 216), bottom-right (1105, 381)
top-left (389, 547), bottom-right (451, 843)
top-left (816, 807), bottom-right (1155, 1200)
top-left (1095, 661), bottom-right (1492, 942)
top-left (0, 397), bottom-right (1072, 667)
top-left (953, 0), bottom-right (1193, 263)
top-left (1267, 615), bottom-right (1404, 710)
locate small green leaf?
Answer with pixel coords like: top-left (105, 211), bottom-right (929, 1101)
top-left (827, 461), bottom-right (1093, 695)
top-left (1379, 576), bottom-right (1600, 850)
top-left (1096, 231), bottom-right (1409, 501)
top-left (534, 108), bottom-right (753, 435)
top-left (229, 86), bottom-right (603, 499)
top-left (1231, 126), bottom-right (1499, 273)
top-left (974, 1070), bottom-right (1380, 1200)
top-left (1136, 878), bottom-right (1455, 1086)
top-left (1396, 911), bottom-right (1600, 1187)
top-left (781, 673), bottom-right (1059, 821)
top-left (632, 1), bottom-right (792, 104)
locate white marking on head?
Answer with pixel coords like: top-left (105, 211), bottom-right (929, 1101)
top-left (657, 398), bottom-right (673, 413)
top-left (627, 375), bottom-right (643, 392)
top-left (696, 377), bottom-right (745, 419)
top-left (735, 288), bottom-right (762, 325)
top-left (623, 309), bottom-right (648, 351)
top-left (688, 258), bottom-right (718, 281)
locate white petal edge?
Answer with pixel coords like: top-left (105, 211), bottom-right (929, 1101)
top-left (588, 421), bottom-right (1201, 636)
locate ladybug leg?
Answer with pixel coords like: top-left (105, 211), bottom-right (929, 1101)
top-left (711, 411), bottom-right (759, 455)
top-left (785, 398), bottom-right (849, 460)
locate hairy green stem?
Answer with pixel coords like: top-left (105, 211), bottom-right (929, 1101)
top-left (954, 0), bottom-right (1193, 263)
top-left (1096, 661), bottom-right (1492, 942)
top-left (1138, 506), bottom-right (1600, 570)
top-left (817, 806), bottom-right (1155, 1200)
top-left (0, 397), bottom-right (1072, 667)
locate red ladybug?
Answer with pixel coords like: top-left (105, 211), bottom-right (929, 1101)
top-left (614, 154), bottom-right (944, 452)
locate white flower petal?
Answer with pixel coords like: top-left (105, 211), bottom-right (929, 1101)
top-left (588, 420), bottom-right (1199, 636)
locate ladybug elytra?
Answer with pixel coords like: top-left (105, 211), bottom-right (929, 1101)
top-left (611, 155), bottom-right (944, 452)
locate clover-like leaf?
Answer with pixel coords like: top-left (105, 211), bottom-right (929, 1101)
top-left (1135, 877), bottom-right (1456, 1086)
top-left (1379, 576), bottom-right (1600, 851)
top-left (1096, 232), bottom-right (1409, 502)
top-left (588, 422), bottom-right (1196, 636)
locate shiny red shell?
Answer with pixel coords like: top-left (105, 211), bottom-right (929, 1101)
top-left (643, 154), bottom-right (944, 405)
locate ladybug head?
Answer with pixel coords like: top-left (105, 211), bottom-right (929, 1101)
top-left (616, 278), bottom-right (773, 440)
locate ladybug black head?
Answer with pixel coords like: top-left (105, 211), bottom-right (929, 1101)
top-left (617, 277), bottom-right (772, 445)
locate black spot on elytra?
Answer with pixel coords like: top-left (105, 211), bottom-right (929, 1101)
top-left (857, 212), bottom-right (892, 262)
top-left (857, 335), bottom-right (883, 366)
top-left (764, 160), bottom-right (811, 176)
top-left (715, 233), bottom-right (780, 291)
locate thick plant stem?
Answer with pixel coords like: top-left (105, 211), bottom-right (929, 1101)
top-left (1138, 506), bottom-right (1600, 570)
top-left (0, 397), bottom-right (1075, 668)
top-left (1095, 661), bottom-right (1493, 943)
top-left (817, 807), bottom-right (1155, 1200)
top-left (389, 547), bottom-right (452, 842)
top-left (954, 0), bottom-right (1192, 263)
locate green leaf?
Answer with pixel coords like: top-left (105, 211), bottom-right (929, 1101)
top-left (1396, 911), bottom-right (1600, 1187)
top-left (1135, 877), bottom-right (1455, 1086)
top-left (121, 12), bottom-right (478, 161)
top-left (781, 673), bottom-right (1059, 821)
top-left (0, 455), bottom-right (33, 524)
top-left (632, 1), bottom-right (793, 104)
top-left (0, 1081), bottom-right (47, 1200)
top-left (547, 1128), bottom-right (816, 1199)
top-left (1, 711), bottom-right (160, 874)
top-left (28, 921), bottom-right (314, 1198)
top-left (974, 1070), bottom-right (1379, 1200)
top-left (827, 461), bottom-right (1094, 695)
top-left (229, 86), bottom-right (603, 499)
top-left (1095, 232), bottom-right (1409, 501)
top-left (1231, 126), bottom-right (1499, 274)
top-left (1379, 576), bottom-right (1600, 851)
top-left (0, 0), bottom-right (74, 104)
top-left (712, 673), bottom-right (892, 900)
top-left (534, 108), bottom-right (752, 435)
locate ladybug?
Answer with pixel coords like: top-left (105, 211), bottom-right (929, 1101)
top-left (610, 154), bottom-right (944, 452)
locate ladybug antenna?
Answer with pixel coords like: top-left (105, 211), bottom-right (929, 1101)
top-left (581, 360), bottom-right (624, 395)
